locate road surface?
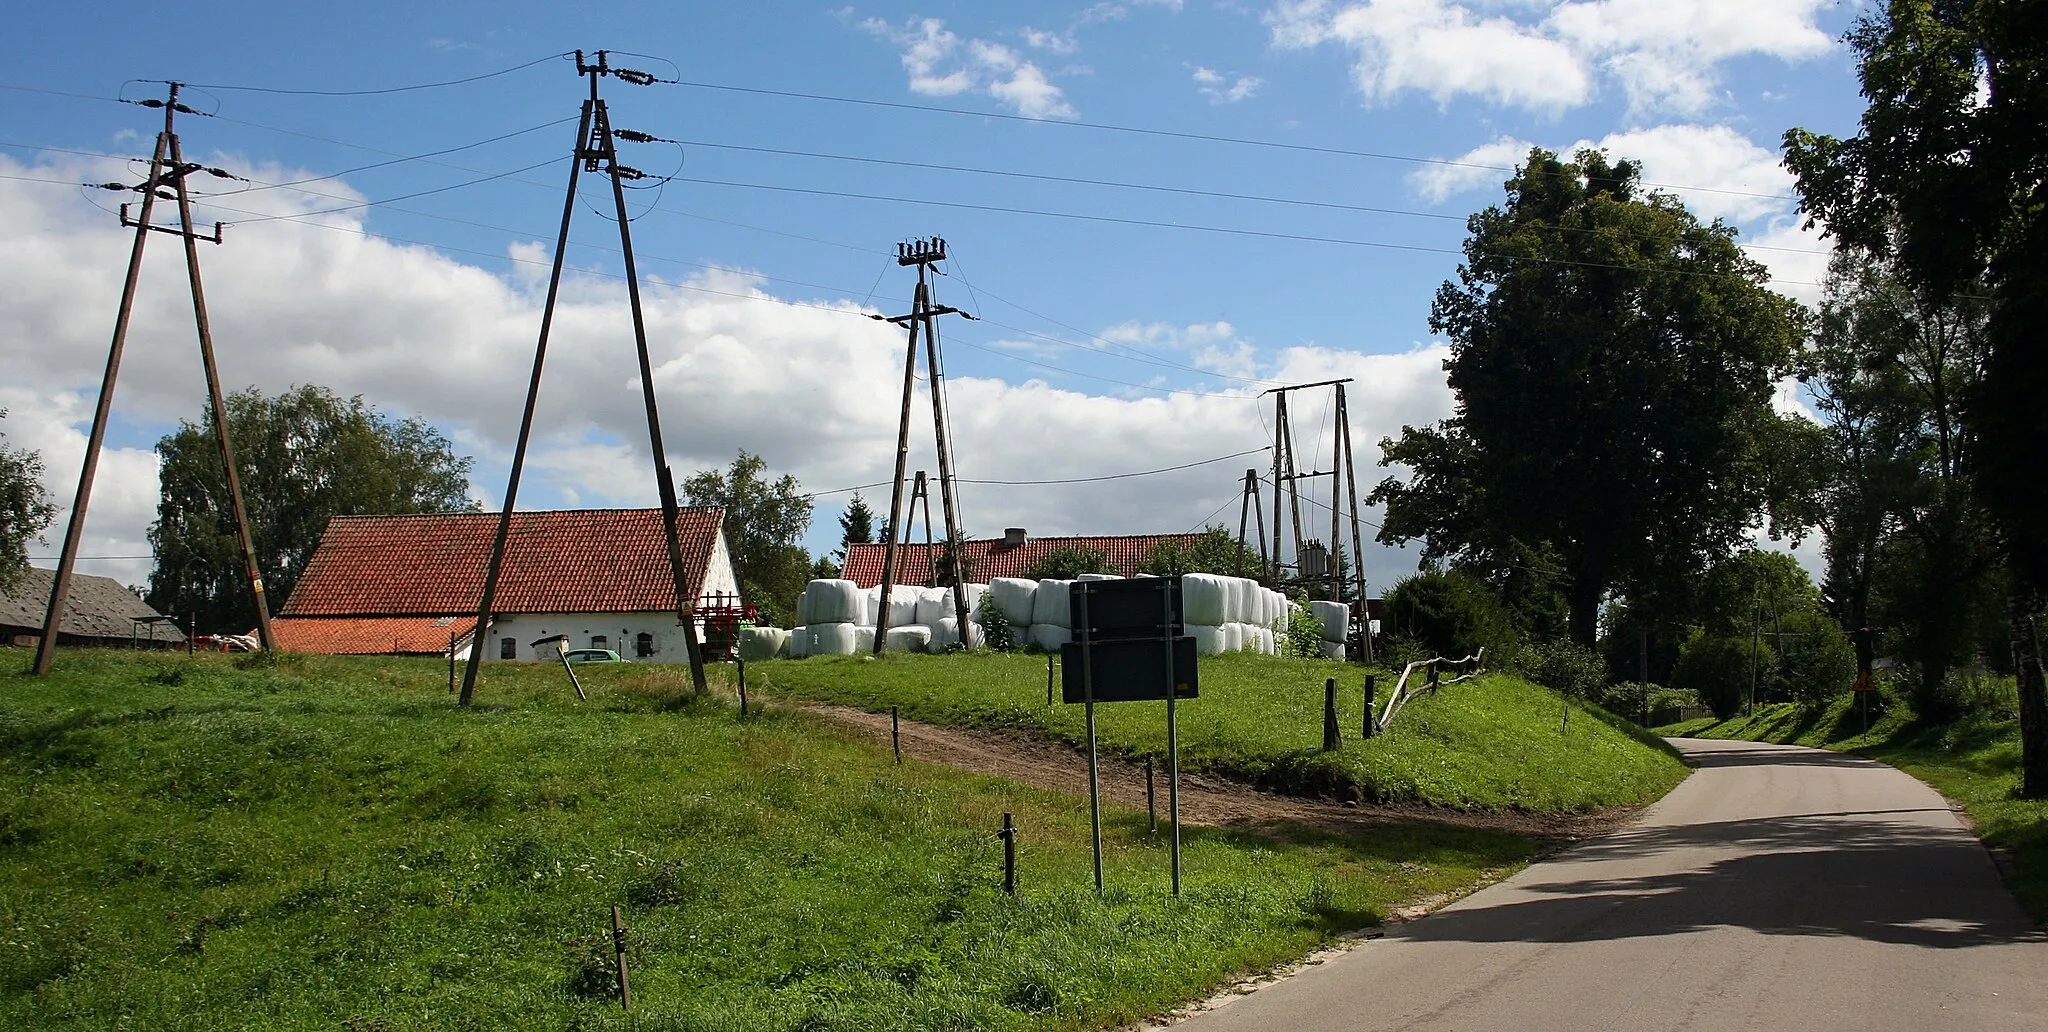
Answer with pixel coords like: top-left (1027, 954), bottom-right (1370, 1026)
top-left (1171, 738), bottom-right (2047, 1031)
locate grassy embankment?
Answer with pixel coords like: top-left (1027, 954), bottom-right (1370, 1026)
top-left (1663, 693), bottom-right (2048, 924)
top-left (752, 651), bottom-right (1689, 812)
top-left (2, 648), bottom-right (1560, 1031)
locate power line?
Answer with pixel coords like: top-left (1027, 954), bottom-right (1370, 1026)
top-left (165, 53), bottom-right (574, 97)
top-left (956, 447), bottom-right (1270, 486)
top-left (660, 78), bottom-right (1801, 204)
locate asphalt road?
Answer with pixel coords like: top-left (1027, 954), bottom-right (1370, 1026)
top-left (1173, 738), bottom-right (2048, 1031)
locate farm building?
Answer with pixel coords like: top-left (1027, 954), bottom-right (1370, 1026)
top-left (840, 528), bottom-right (1211, 588)
top-left (271, 508), bottom-right (738, 662)
top-left (0, 566), bottom-right (186, 649)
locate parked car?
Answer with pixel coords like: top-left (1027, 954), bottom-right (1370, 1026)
top-left (562, 648), bottom-right (624, 664)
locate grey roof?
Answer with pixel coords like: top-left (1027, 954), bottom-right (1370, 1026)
top-left (0, 566), bottom-right (186, 642)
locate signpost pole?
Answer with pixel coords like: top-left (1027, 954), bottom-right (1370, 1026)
top-left (1163, 581), bottom-right (1181, 897)
top-left (1080, 589), bottom-right (1104, 895)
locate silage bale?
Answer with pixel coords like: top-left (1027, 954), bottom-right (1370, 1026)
top-left (872, 586), bottom-right (918, 629)
top-left (989, 577), bottom-right (1037, 626)
top-left (789, 625), bottom-right (810, 659)
top-left (883, 624), bottom-right (933, 653)
top-left (1076, 572), bottom-right (1122, 581)
top-left (1028, 624), bottom-right (1072, 651)
top-left (854, 625), bottom-right (876, 653)
top-left (932, 617), bottom-right (982, 650)
top-left (1221, 622), bottom-right (1244, 653)
top-left (1311, 600), bottom-right (1350, 643)
top-left (800, 579), bottom-right (862, 625)
top-left (1320, 638), bottom-right (1346, 660)
top-left (1032, 579), bottom-right (1075, 629)
top-left (807, 622), bottom-right (859, 656)
top-left (737, 626), bottom-right (787, 662)
top-left (1181, 574), bottom-right (1229, 627)
top-left (1191, 625), bottom-right (1226, 656)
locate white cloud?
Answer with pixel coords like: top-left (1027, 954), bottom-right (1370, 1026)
top-left (865, 17), bottom-right (1076, 118)
top-left (1, 154), bottom-right (1456, 597)
top-left (1409, 135), bottom-right (1533, 202)
top-left (1269, 0), bottom-right (1592, 112)
top-left (1192, 66), bottom-right (1264, 104)
top-left (1268, 0), bottom-right (1833, 116)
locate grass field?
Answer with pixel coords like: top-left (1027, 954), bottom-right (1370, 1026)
top-left (1, 648), bottom-right (1550, 1031)
top-left (750, 652), bottom-right (1689, 813)
top-left (1662, 695), bottom-right (2048, 925)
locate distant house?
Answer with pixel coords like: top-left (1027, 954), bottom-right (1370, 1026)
top-left (840, 527), bottom-right (1212, 588)
top-left (272, 508), bottom-right (738, 662)
top-left (0, 567), bottom-right (186, 649)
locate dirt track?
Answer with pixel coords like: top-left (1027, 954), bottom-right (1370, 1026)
top-left (799, 702), bottom-right (1635, 841)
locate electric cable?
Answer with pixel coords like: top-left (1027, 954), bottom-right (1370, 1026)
top-left (956, 447), bottom-right (1269, 485)
top-left (165, 53), bottom-right (573, 97)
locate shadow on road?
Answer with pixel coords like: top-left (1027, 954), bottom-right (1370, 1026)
top-left (1397, 811), bottom-right (2046, 950)
top-left (1677, 745), bottom-right (1884, 769)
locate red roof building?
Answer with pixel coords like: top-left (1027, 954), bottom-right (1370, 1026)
top-left (840, 528), bottom-right (1211, 588)
top-left (271, 508), bottom-right (737, 660)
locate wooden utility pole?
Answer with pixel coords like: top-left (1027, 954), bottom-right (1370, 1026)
top-left (1234, 468), bottom-right (1267, 579)
top-left (874, 239), bottom-right (976, 650)
top-left (460, 50), bottom-right (708, 706)
top-left (36, 82), bottom-right (274, 674)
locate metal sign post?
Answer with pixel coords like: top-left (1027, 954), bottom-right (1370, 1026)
top-left (1078, 585), bottom-right (1104, 894)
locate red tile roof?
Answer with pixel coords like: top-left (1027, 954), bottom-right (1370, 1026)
top-left (272, 615), bottom-right (474, 655)
top-left (280, 508), bottom-right (724, 616)
top-left (841, 532), bottom-right (1210, 588)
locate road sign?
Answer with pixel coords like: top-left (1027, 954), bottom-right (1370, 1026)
top-left (1059, 637), bottom-right (1198, 702)
top-left (1853, 670), bottom-right (1875, 693)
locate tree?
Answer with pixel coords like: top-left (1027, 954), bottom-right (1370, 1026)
top-left (1024, 544), bottom-right (1113, 581)
top-left (834, 493), bottom-right (874, 564)
top-left (1803, 251), bottom-right (1998, 717)
top-left (1139, 528), bottom-right (1262, 578)
top-left (0, 410), bottom-right (56, 593)
top-left (1381, 569), bottom-right (1517, 661)
top-left (1370, 148), bottom-right (1807, 646)
top-left (682, 451), bottom-right (815, 627)
top-left (1783, 0), bottom-right (2048, 792)
top-left (147, 386), bottom-right (474, 634)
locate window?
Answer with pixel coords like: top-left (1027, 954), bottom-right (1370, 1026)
top-left (500, 637), bottom-right (516, 660)
top-left (636, 632), bottom-right (656, 657)
top-left (590, 635), bottom-right (608, 650)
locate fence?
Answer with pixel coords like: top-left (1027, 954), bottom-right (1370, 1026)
top-left (1374, 649), bottom-right (1486, 732)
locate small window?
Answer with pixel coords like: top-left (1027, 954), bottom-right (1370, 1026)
top-left (590, 635), bottom-right (607, 650)
top-left (499, 637), bottom-right (516, 660)
top-left (636, 632), bottom-right (656, 657)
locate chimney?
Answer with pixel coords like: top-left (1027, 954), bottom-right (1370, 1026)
top-left (1002, 527), bottom-right (1027, 547)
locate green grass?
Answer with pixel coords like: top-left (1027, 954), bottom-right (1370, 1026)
top-left (0, 648), bottom-right (1545, 1031)
top-left (1662, 695), bottom-right (2048, 925)
top-left (751, 652), bottom-right (1688, 813)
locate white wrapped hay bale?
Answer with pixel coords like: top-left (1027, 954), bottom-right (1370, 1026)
top-left (1259, 626), bottom-right (1278, 654)
top-left (1311, 600), bottom-right (1350, 643)
top-left (1225, 577), bottom-right (1251, 625)
top-left (1191, 624), bottom-right (1226, 656)
top-left (737, 626), bottom-right (787, 662)
top-left (862, 586), bottom-right (883, 626)
top-left (913, 586), bottom-right (951, 627)
top-left (1181, 574), bottom-right (1230, 627)
top-left (1032, 579), bottom-right (1075, 629)
top-left (854, 625), bottom-right (877, 653)
top-left (1221, 622), bottom-right (1245, 653)
top-left (871, 587), bottom-right (918, 629)
top-left (1320, 638), bottom-right (1346, 660)
top-left (789, 626), bottom-right (810, 659)
top-left (989, 577), bottom-right (1037, 627)
top-left (1076, 572), bottom-right (1122, 581)
top-left (931, 617), bottom-right (982, 650)
top-left (958, 582), bottom-right (988, 622)
top-left (883, 624), bottom-right (932, 653)
top-left (1028, 624), bottom-right (1073, 651)
top-left (799, 579), bottom-right (863, 625)
top-left (807, 622), bottom-right (859, 656)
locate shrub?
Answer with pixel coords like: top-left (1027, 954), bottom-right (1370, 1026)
top-left (1776, 609), bottom-right (1856, 705)
top-left (1514, 638), bottom-right (1608, 698)
top-left (1673, 634), bottom-right (1776, 719)
top-left (975, 592), bottom-right (1015, 652)
top-left (1382, 570), bottom-right (1516, 660)
top-left (1283, 593), bottom-right (1324, 659)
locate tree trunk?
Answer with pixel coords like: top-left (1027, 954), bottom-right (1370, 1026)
top-left (1567, 577), bottom-right (1602, 648)
top-left (2015, 588), bottom-right (2048, 799)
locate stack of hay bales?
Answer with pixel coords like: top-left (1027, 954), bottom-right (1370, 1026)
top-left (793, 579), bottom-right (862, 657)
top-left (783, 579), bottom-right (992, 656)
top-left (1310, 600), bottom-right (1350, 660)
top-left (1179, 574), bottom-right (1289, 655)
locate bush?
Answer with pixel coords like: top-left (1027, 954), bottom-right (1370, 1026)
top-left (976, 593), bottom-right (1015, 653)
top-left (1673, 635), bottom-right (1776, 719)
top-left (1382, 570), bottom-right (1516, 660)
top-left (1776, 609), bottom-right (1856, 705)
top-left (1283, 593), bottom-right (1323, 659)
top-left (1513, 638), bottom-right (1609, 698)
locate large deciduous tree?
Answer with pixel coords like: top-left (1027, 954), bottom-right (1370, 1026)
top-left (682, 451), bottom-right (814, 626)
top-left (1783, 0), bottom-right (2048, 793)
top-left (0, 410), bottom-right (57, 593)
top-left (1370, 148), bottom-right (1806, 646)
top-left (147, 385), bottom-right (475, 634)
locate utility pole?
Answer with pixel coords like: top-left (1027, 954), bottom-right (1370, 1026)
top-left (1336, 384), bottom-right (1372, 661)
top-left (1262, 378), bottom-right (1360, 605)
top-left (36, 82), bottom-right (274, 674)
top-left (873, 238), bottom-right (976, 650)
top-left (460, 51), bottom-right (707, 706)
top-left (1234, 468), bottom-right (1267, 579)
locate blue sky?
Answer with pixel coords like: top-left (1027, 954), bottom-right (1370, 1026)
top-left (1, 0), bottom-right (1864, 595)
